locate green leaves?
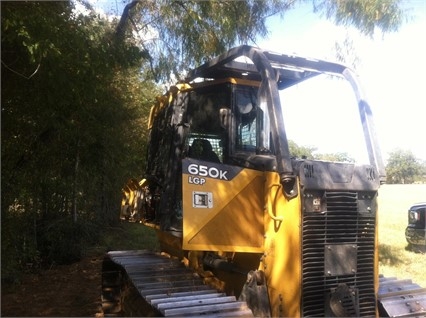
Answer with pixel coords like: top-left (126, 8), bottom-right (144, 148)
top-left (314, 0), bottom-right (405, 37)
top-left (386, 149), bottom-right (425, 184)
top-left (289, 140), bottom-right (355, 163)
top-left (114, 0), bottom-right (406, 80)
top-left (116, 0), bottom-right (282, 80)
top-left (1, 0), bottom-right (160, 271)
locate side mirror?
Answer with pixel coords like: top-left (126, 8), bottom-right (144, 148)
top-left (219, 108), bottom-right (231, 129)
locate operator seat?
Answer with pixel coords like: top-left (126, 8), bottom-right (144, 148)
top-left (189, 139), bottom-right (221, 163)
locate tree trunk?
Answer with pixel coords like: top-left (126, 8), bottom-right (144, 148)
top-left (72, 140), bottom-right (80, 223)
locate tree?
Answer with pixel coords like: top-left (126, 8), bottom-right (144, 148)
top-left (419, 160), bottom-right (426, 183)
top-left (289, 140), bottom-right (316, 159)
top-left (386, 149), bottom-right (423, 184)
top-left (314, 0), bottom-right (405, 37)
top-left (315, 152), bottom-right (355, 163)
top-left (289, 140), bottom-right (355, 163)
top-left (1, 1), bottom-right (160, 274)
top-left (113, 0), bottom-right (406, 81)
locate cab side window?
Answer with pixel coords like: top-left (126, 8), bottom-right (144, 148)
top-left (235, 89), bottom-right (258, 152)
top-left (185, 85), bottom-right (230, 163)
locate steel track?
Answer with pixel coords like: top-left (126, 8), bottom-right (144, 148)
top-left (102, 250), bottom-right (426, 317)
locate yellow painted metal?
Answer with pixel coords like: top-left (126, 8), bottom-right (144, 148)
top-left (156, 229), bottom-right (185, 259)
top-left (121, 179), bottom-right (140, 207)
top-left (182, 165), bottom-right (265, 252)
top-left (182, 164), bottom-right (303, 316)
top-left (374, 200), bottom-right (380, 317)
top-left (261, 171), bottom-right (302, 317)
top-left (147, 96), bottom-right (165, 129)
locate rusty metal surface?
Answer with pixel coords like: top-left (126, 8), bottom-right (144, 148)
top-left (378, 275), bottom-right (426, 317)
top-left (105, 250), bottom-right (253, 317)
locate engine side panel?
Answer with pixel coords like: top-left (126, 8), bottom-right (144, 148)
top-left (298, 160), bottom-right (380, 317)
top-left (262, 171), bottom-right (303, 317)
top-left (182, 158), bottom-right (265, 252)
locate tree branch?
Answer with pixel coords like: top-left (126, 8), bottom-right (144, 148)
top-left (1, 59), bottom-right (41, 80)
top-left (115, 0), bottom-right (140, 40)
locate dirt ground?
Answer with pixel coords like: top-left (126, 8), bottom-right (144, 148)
top-left (1, 255), bottom-right (104, 317)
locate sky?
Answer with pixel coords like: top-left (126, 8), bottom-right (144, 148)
top-left (90, 0), bottom-right (426, 163)
top-left (258, 1), bottom-right (426, 163)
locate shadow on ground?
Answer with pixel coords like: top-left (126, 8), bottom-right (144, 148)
top-left (379, 244), bottom-right (405, 266)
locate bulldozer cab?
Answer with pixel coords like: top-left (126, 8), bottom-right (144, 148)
top-left (140, 46), bottom-right (387, 232)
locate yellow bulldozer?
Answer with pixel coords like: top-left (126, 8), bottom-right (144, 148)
top-left (102, 45), bottom-right (426, 317)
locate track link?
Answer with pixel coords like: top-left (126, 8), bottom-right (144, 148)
top-left (102, 250), bottom-right (253, 317)
top-left (103, 250), bottom-right (426, 317)
top-left (378, 275), bottom-right (426, 317)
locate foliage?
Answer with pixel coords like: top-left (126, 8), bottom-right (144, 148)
top-left (314, 152), bottom-right (355, 163)
top-left (114, 0), bottom-right (405, 81)
top-left (1, 1), bottom-right (160, 278)
top-left (289, 140), bottom-right (316, 159)
top-left (1, 206), bottom-right (40, 280)
top-left (385, 149), bottom-right (424, 184)
top-left (418, 160), bottom-right (426, 183)
top-left (334, 34), bottom-right (362, 70)
top-left (289, 140), bottom-right (354, 162)
top-left (37, 219), bottom-right (99, 266)
top-left (99, 222), bottom-right (160, 253)
top-left (314, 0), bottom-right (405, 37)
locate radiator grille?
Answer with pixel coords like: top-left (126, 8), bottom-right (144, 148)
top-left (302, 191), bottom-right (376, 317)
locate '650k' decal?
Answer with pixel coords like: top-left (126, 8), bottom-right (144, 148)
top-left (182, 158), bottom-right (241, 183)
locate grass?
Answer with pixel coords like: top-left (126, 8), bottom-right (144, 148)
top-left (86, 222), bottom-right (160, 257)
top-left (377, 184), bottom-right (426, 287)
